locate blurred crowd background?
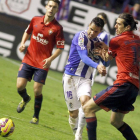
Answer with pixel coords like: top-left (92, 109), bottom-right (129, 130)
top-left (56, 0), bottom-right (140, 21)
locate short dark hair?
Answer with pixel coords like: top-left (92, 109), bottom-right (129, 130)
top-left (47, 0), bottom-right (60, 6)
top-left (118, 13), bottom-right (138, 31)
top-left (97, 12), bottom-right (107, 23)
top-left (90, 17), bottom-right (104, 30)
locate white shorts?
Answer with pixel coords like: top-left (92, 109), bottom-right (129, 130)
top-left (63, 74), bottom-right (92, 111)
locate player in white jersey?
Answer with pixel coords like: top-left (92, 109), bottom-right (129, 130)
top-left (63, 17), bottom-right (110, 140)
top-left (92, 12), bottom-right (110, 86)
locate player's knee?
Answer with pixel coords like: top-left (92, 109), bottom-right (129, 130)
top-left (69, 110), bottom-right (78, 118)
top-left (80, 96), bottom-right (91, 106)
top-left (17, 82), bottom-right (25, 91)
top-left (83, 104), bottom-right (90, 116)
top-left (33, 84), bottom-right (43, 96)
top-left (110, 120), bottom-right (120, 128)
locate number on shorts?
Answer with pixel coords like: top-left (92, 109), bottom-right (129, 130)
top-left (66, 91), bottom-right (73, 99)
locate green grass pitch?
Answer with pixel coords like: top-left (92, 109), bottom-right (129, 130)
top-left (0, 56), bottom-right (140, 140)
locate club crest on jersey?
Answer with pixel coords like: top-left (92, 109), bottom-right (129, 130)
top-left (69, 103), bottom-right (73, 108)
top-left (49, 30), bottom-right (53, 35)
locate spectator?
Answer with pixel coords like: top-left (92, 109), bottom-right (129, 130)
top-left (110, 0), bottom-right (140, 19)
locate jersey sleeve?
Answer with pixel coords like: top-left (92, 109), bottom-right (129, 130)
top-left (25, 17), bottom-right (34, 34)
top-left (76, 32), bottom-right (99, 68)
top-left (55, 26), bottom-right (65, 49)
top-left (77, 32), bottom-right (88, 51)
top-left (108, 37), bottom-right (120, 57)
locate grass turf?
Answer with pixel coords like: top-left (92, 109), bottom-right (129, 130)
top-left (0, 56), bottom-right (140, 140)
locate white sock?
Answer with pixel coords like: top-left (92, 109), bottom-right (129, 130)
top-left (69, 115), bottom-right (78, 134)
top-left (78, 106), bottom-right (86, 129)
top-left (75, 107), bottom-right (86, 139)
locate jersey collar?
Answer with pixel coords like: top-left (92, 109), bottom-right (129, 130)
top-left (41, 16), bottom-right (56, 26)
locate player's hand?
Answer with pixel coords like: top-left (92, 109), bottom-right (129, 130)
top-left (43, 58), bottom-right (51, 69)
top-left (19, 44), bottom-right (26, 52)
top-left (97, 64), bottom-right (106, 76)
top-left (99, 41), bottom-right (108, 50)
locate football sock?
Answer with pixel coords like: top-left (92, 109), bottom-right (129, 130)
top-left (34, 94), bottom-right (43, 119)
top-left (18, 88), bottom-right (30, 102)
top-left (69, 115), bottom-right (78, 134)
top-left (118, 122), bottom-right (138, 140)
top-left (78, 106), bottom-right (86, 129)
top-left (86, 117), bottom-right (97, 140)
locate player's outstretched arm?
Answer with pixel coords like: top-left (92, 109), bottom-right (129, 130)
top-left (43, 48), bottom-right (63, 69)
top-left (19, 32), bottom-right (30, 52)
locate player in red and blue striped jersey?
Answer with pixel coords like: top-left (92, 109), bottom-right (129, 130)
top-left (83, 13), bottom-right (139, 140)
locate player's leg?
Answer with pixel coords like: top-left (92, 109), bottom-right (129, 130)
top-left (69, 109), bottom-right (79, 134)
top-left (63, 74), bottom-right (81, 134)
top-left (30, 82), bottom-right (43, 124)
top-left (75, 106), bottom-right (86, 140)
top-left (76, 95), bottom-right (91, 139)
top-left (83, 98), bottom-right (101, 140)
top-left (75, 78), bottom-right (93, 140)
top-left (110, 111), bottom-right (138, 140)
top-left (30, 68), bottom-right (47, 124)
top-left (17, 63), bottom-right (33, 113)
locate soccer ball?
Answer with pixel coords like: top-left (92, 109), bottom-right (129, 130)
top-left (0, 118), bottom-right (15, 137)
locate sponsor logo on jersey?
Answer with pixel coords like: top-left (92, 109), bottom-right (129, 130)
top-left (88, 49), bottom-right (99, 62)
top-left (32, 33), bottom-right (48, 45)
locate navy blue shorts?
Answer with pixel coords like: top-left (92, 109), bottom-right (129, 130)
top-left (18, 63), bottom-right (48, 85)
top-left (93, 82), bottom-right (139, 114)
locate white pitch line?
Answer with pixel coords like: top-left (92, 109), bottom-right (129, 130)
top-left (1, 113), bottom-right (25, 121)
top-left (1, 57), bottom-right (62, 83)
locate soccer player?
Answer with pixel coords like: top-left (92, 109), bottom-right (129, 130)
top-left (97, 12), bottom-right (110, 46)
top-left (16, 0), bottom-right (65, 124)
top-left (92, 12), bottom-right (110, 85)
top-left (83, 13), bottom-right (139, 140)
top-left (76, 12), bottom-right (111, 140)
top-left (63, 17), bottom-right (110, 140)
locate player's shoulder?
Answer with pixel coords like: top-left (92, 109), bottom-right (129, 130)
top-left (32, 16), bottom-right (43, 20)
top-left (101, 30), bottom-right (110, 35)
top-left (74, 30), bottom-right (86, 39)
top-left (110, 34), bottom-right (121, 42)
top-left (53, 19), bottom-right (63, 29)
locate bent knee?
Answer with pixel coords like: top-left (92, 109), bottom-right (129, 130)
top-left (80, 95), bottom-right (91, 106)
top-left (17, 78), bottom-right (27, 90)
top-left (69, 110), bottom-right (78, 118)
top-left (83, 104), bottom-right (91, 116)
top-left (110, 120), bottom-right (122, 128)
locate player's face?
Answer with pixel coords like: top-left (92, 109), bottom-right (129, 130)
top-left (115, 18), bottom-right (127, 35)
top-left (46, 1), bottom-right (58, 17)
top-left (87, 23), bottom-right (101, 40)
